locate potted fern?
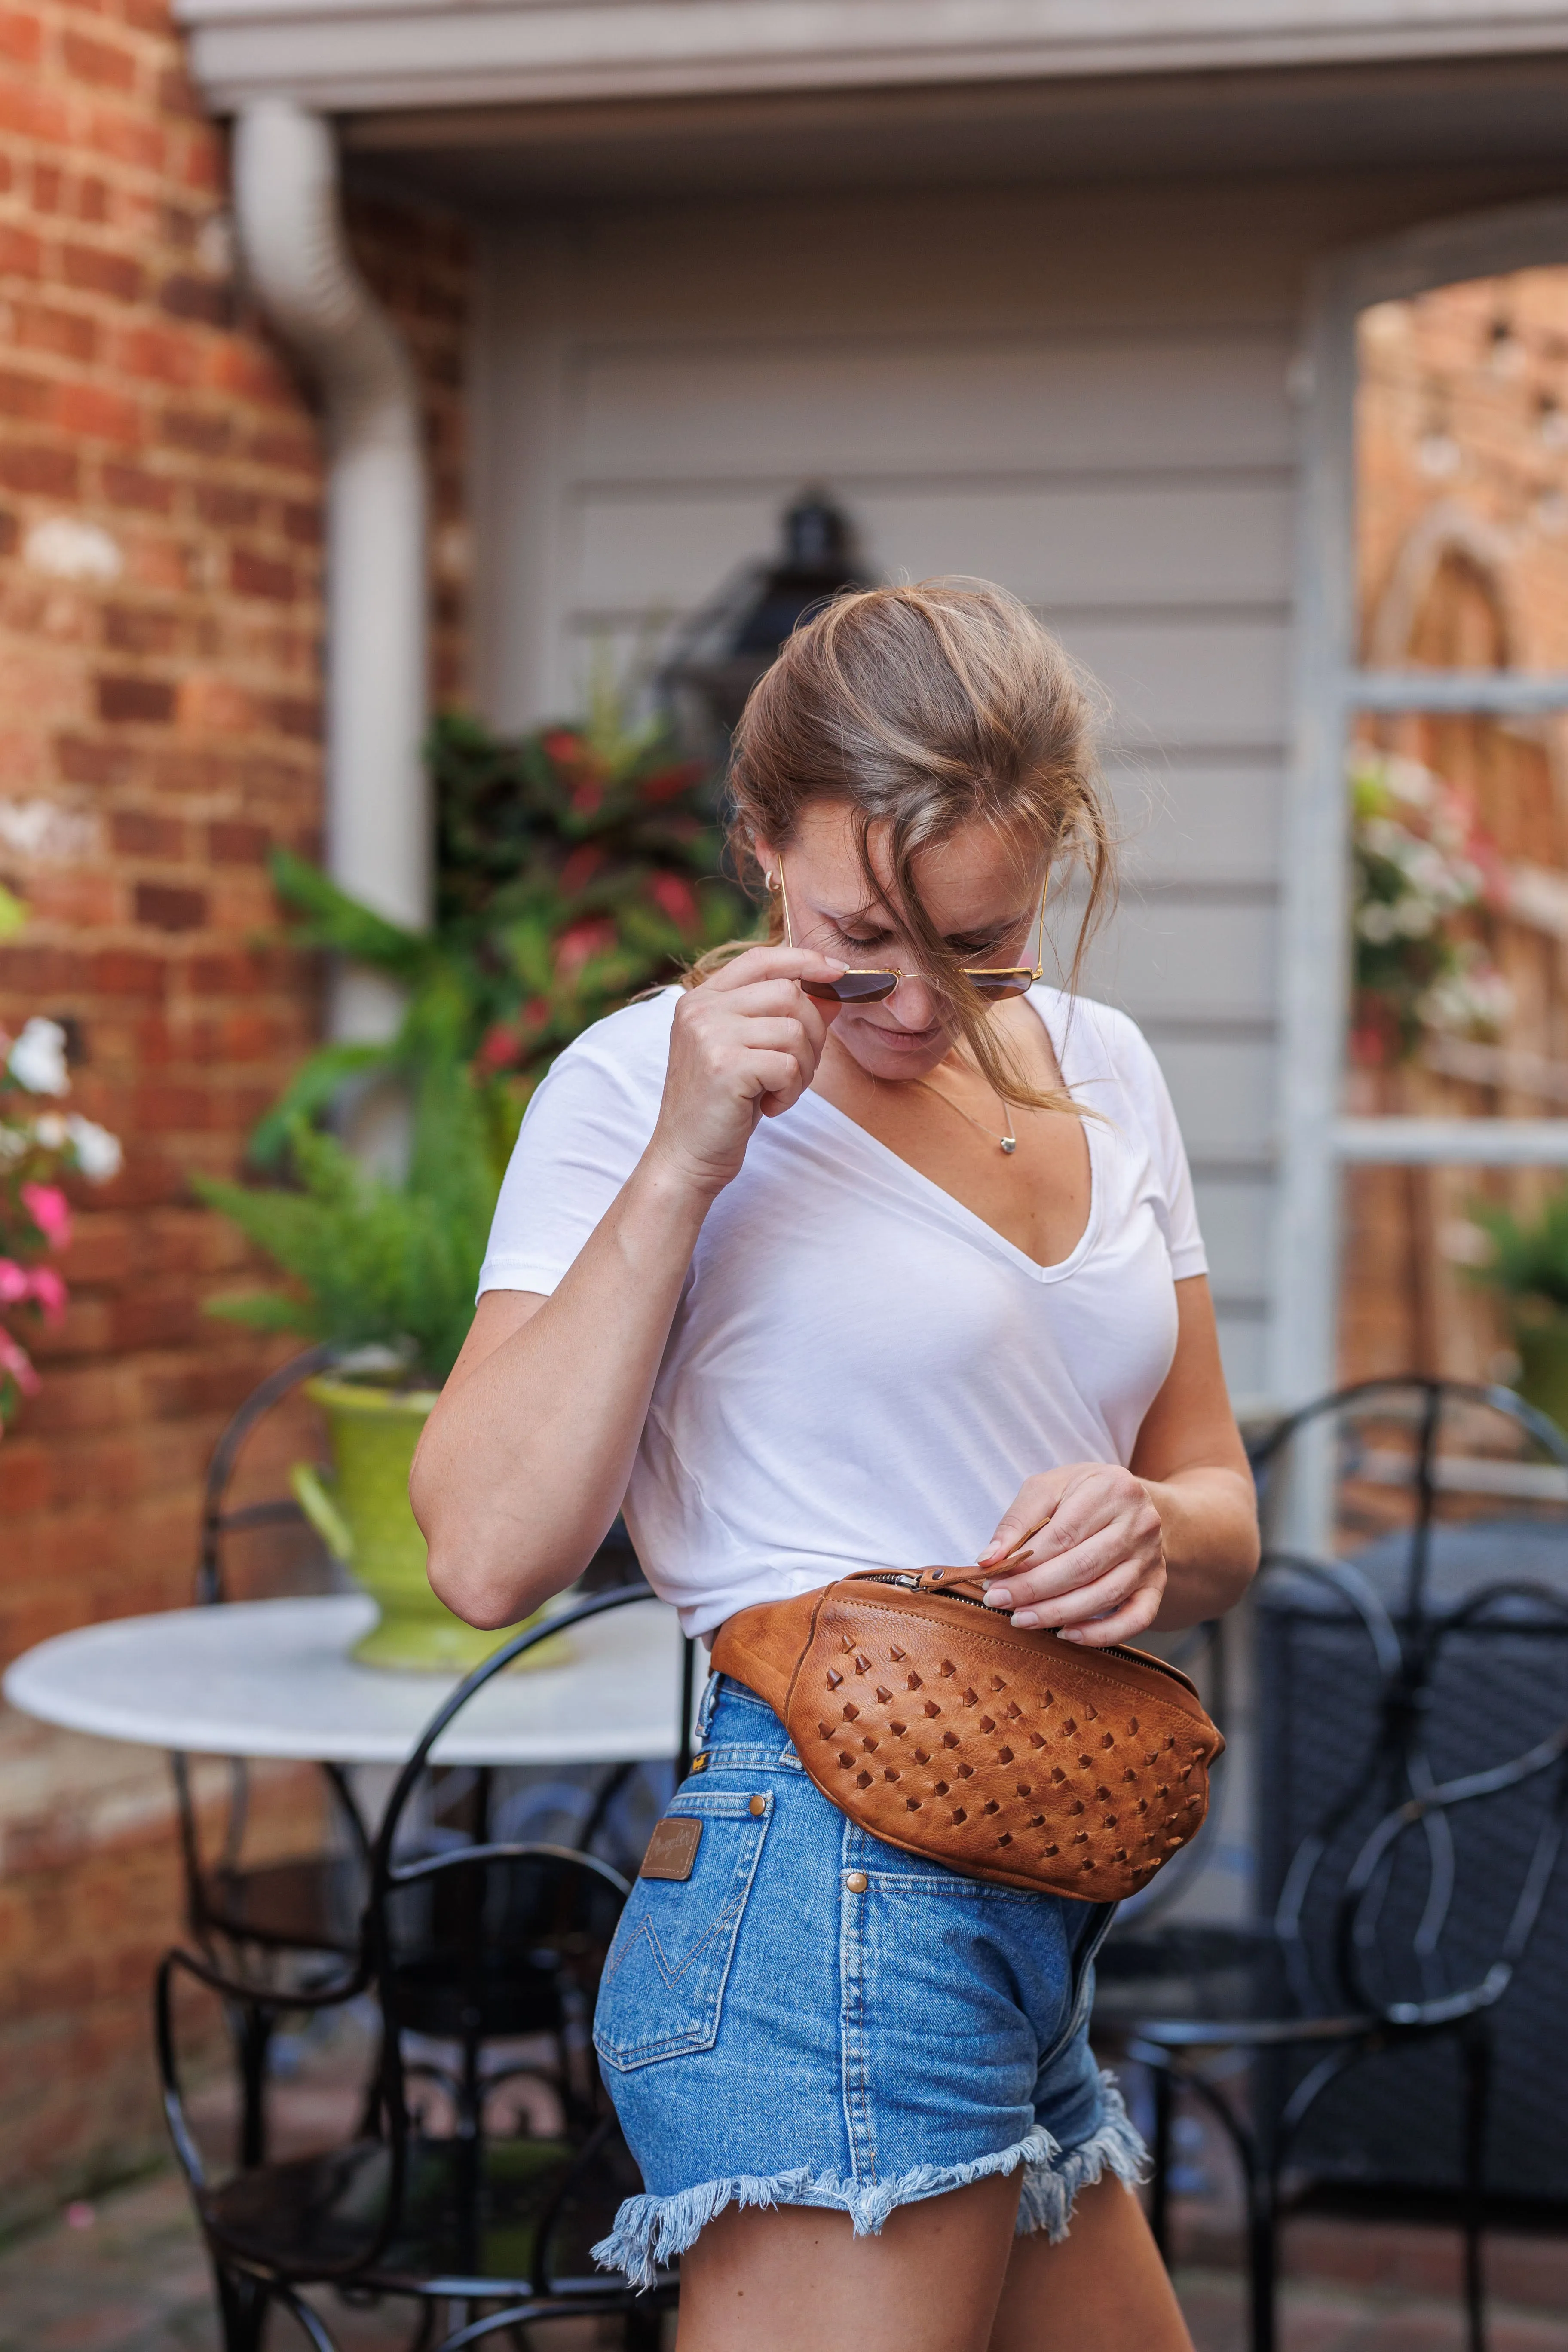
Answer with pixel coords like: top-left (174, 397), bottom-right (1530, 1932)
top-left (193, 1042), bottom-right (551, 1670)
top-left (1470, 1187), bottom-right (1568, 1433)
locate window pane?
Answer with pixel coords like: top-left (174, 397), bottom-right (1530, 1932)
top-left (1357, 271), bottom-right (1568, 679)
top-left (1340, 270), bottom-right (1568, 1388)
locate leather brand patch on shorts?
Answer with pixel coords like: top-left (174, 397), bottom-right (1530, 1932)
top-left (640, 1816), bottom-right (703, 1882)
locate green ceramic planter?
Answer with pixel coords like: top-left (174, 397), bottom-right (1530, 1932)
top-left (291, 1376), bottom-right (569, 1673)
top-left (1514, 1318), bottom-right (1568, 1439)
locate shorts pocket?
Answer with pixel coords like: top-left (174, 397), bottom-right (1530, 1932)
top-left (593, 1790), bottom-right (772, 2073)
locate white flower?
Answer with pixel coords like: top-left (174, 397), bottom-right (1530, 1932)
top-left (8, 1017), bottom-right (69, 1096)
top-left (67, 1114), bottom-right (121, 1181)
top-left (0, 1122), bottom-right (25, 1165)
top-left (33, 1112), bottom-right (66, 1147)
top-left (1358, 902), bottom-right (1400, 943)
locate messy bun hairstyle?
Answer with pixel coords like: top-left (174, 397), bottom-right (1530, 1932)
top-left (692, 578), bottom-right (1116, 1116)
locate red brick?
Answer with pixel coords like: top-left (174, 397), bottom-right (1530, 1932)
top-left (88, 948), bottom-right (166, 996)
top-left (61, 26), bottom-right (137, 88)
top-left (111, 808), bottom-right (184, 857)
top-left (231, 548), bottom-right (294, 601)
top-left (62, 241), bottom-right (142, 302)
top-left (96, 674), bottom-right (174, 724)
top-left (12, 298), bottom-right (99, 362)
top-left (55, 379), bottom-right (140, 443)
top-left (0, 7), bottom-right (43, 64)
top-left (159, 269), bottom-right (227, 325)
top-left (132, 880), bottom-right (205, 930)
top-left (0, 367), bottom-right (52, 421)
top-left (115, 320), bottom-right (199, 385)
top-left (0, 220), bottom-right (46, 276)
top-left (0, 443), bottom-right (79, 497)
top-left (193, 481), bottom-right (260, 529)
top-left (207, 818), bottom-right (268, 863)
top-left (56, 731), bottom-right (133, 787)
top-left (98, 458), bottom-right (172, 511)
top-left (101, 603), bottom-right (178, 656)
top-left (158, 404), bottom-right (229, 455)
top-left (0, 78), bottom-right (71, 143)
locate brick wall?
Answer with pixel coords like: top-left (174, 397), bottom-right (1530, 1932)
top-left (0, 0), bottom-right (471, 2226)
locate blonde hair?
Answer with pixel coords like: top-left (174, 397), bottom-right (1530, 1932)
top-left (692, 578), bottom-right (1116, 1114)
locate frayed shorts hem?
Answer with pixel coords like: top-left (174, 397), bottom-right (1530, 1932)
top-left (592, 2073), bottom-right (1147, 2290)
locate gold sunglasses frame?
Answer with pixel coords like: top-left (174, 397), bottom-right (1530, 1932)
top-left (774, 857), bottom-right (1048, 1006)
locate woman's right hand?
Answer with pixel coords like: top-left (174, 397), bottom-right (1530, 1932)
top-left (649, 945), bottom-right (846, 1197)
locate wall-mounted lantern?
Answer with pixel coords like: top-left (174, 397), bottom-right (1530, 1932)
top-left (662, 489), bottom-right (868, 756)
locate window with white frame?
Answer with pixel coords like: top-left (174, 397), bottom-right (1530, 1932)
top-left (1273, 200), bottom-right (1568, 1409)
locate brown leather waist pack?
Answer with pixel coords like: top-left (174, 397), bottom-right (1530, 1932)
top-left (711, 1567), bottom-right (1223, 1901)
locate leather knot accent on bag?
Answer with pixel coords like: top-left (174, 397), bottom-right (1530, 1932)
top-left (712, 1568), bottom-right (1223, 1900)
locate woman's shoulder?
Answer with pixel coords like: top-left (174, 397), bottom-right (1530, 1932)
top-left (1032, 984), bottom-right (1160, 1093)
top-left (544, 987), bottom-right (678, 1093)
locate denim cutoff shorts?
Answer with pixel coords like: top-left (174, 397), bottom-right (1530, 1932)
top-left (591, 1674), bottom-right (1145, 2288)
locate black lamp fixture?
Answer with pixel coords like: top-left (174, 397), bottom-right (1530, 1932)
top-left (662, 488), bottom-right (868, 752)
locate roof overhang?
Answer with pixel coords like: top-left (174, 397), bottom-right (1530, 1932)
top-left (175, 0), bottom-right (1568, 122)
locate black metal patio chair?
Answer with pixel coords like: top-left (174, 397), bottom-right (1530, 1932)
top-left (1095, 1377), bottom-right (1568, 2352)
top-left (156, 1583), bottom-right (678, 2352)
top-left (172, 1344), bottom-right (372, 2164)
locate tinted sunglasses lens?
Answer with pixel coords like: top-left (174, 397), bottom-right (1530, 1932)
top-left (968, 970), bottom-right (1033, 1001)
top-left (801, 971), bottom-right (899, 1004)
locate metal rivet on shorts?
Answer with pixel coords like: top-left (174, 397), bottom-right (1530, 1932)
top-left (749, 1795), bottom-right (766, 1816)
top-left (845, 1871), bottom-right (869, 1893)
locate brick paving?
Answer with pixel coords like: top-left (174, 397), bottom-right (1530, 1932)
top-left (2, 2164), bottom-right (1563, 2352)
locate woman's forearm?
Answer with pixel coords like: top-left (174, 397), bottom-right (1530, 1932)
top-left (411, 1148), bottom-right (711, 1628)
top-left (1145, 1465), bottom-right (1259, 1629)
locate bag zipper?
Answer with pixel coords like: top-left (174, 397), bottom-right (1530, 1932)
top-left (858, 1571), bottom-right (1197, 1694)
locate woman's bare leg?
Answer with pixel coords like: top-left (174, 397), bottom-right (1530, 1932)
top-left (675, 2169), bottom-right (1022, 2352)
top-left (989, 2174), bottom-right (1192, 2352)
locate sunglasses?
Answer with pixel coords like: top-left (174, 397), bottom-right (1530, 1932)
top-left (776, 859), bottom-right (1048, 1006)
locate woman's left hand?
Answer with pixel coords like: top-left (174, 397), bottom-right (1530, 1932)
top-left (976, 1464), bottom-right (1167, 1646)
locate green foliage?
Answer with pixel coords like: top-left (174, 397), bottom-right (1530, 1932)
top-left (255, 686), bottom-right (746, 1167)
top-left (201, 688), bottom-right (746, 1384)
top-left (1470, 1188), bottom-right (1568, 1317)
top-left (196, 1058), bottom-right (496, 1386)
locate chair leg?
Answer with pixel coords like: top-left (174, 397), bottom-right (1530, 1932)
top-left (214, 2262), bottom-right (272, 2352)
top-left (1247, 2165), bottom-right (1278, 2352)
top-left (623, 2297), bottom-right (666, 2351)
top-left (1148, 2063), bottom-right (1174, 2263)
top-left (235, 2003), bottom-right (273, 2170)
top-left (1461, 2020), bottom-right (1491, 2352)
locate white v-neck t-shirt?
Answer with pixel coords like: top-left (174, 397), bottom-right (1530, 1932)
top-left (479, 984), bottom-right (1207, 1638)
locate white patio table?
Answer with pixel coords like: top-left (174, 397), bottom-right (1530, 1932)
top-left (2, 1591), bottom-right (689, 1769)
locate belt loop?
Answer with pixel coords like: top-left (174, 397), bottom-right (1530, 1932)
top-left (694, 1668), bottom-right (723, 1740)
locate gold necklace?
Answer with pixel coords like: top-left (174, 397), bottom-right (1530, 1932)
top-left (912, 1074), bottom-right (1018, 1155)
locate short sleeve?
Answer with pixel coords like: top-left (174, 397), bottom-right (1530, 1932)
top-left (1122, 1025), bottom-right (1207, 1281)
top-left (477, 993), bottom-right (673, 1298)
top-left (1078, 1000), bottom-right (1207, 1283)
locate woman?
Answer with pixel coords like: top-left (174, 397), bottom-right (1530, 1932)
top-left (412, 582), bottom-right (1259, 2352)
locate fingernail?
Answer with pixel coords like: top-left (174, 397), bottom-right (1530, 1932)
top-left (1058, 1628), bottom-right (1085, 1643)
top-left (984, 1587), bottom-right (1011, 1608)
top-left (825, 959), bottom-right (847, 973)
top-left (978, 1541), bottom-right (1002, 1563)
top-left (1012, 1610), bottom-right (1040, 1629)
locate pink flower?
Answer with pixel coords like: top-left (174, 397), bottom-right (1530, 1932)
top-left (0, 1261), bottom-right (28, 1305)
top-left (20, 1182), bottom-right (71, 1251)
top-left (0, 1327), bottom-right (40, 1397)
top-left (27, 1265), bottom-right (65, 1322)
